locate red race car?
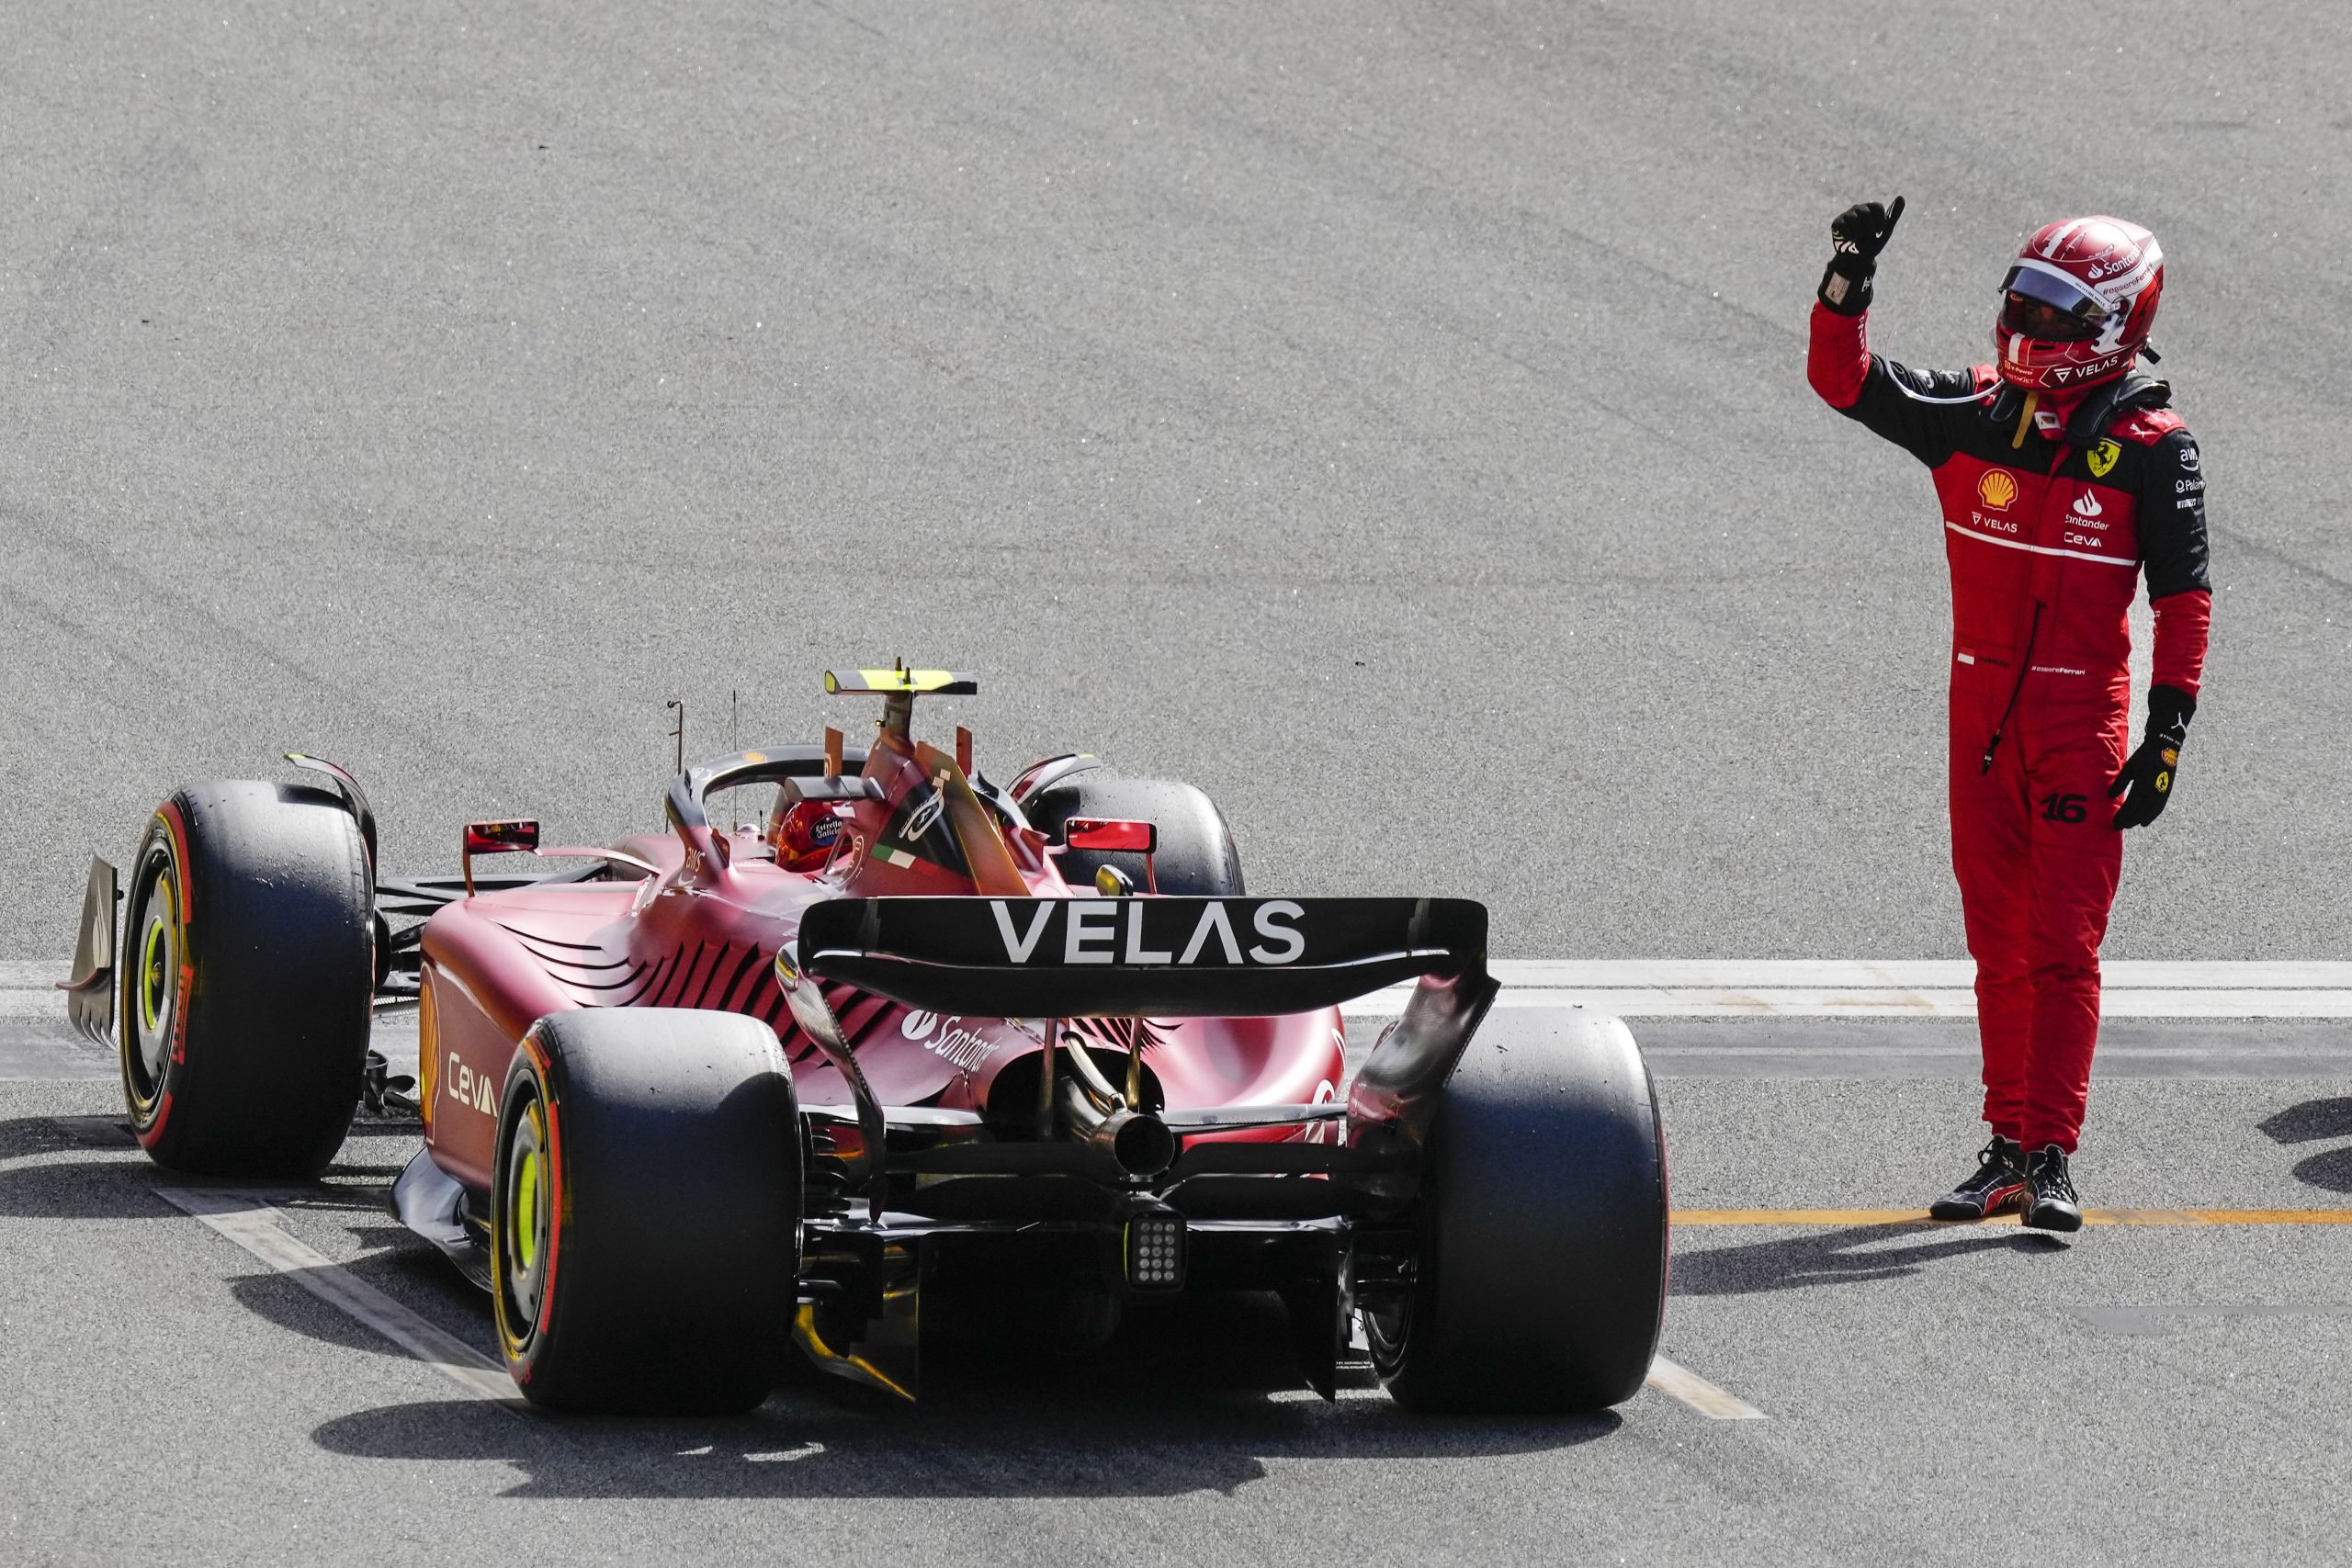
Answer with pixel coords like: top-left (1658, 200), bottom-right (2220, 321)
top-left (62, 667), bottom-right (1668, 1415)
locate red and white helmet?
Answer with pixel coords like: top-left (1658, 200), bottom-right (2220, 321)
top-left (1992, 216), bottom-right (2165, 392)
top-left (767, 797), bottom-right (844, 873)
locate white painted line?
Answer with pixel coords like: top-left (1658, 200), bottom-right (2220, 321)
top-left (1456, 961), bottom-right (2352, 988)
top-left (1, 963), bottom-right (75, 1022)
top-left (1417, 988), bottom-right (2352, 1019)
top-left (50, 1115), bottom-right (136, 1148)
top-left (155, 1187), bottom-right (524, 1410)
top-left (17, 960), bottom-right (2352, 1024)
top-left (0, 994), bottom-right (69, 1021)
top-left (1645, 1354), bottom-right (1767, 1420)
top-left (1351, 961), bottom-right (2352, 1019)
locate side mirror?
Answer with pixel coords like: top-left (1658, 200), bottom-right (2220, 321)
top-left (1059, 818), bottom-right (1156, 854)
top-left (462, 818), bottom-right (540, 896)
top-left (1057, 818), bottom-right (1159, 893)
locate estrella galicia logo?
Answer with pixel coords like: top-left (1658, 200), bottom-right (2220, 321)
top-left (989, 898), bottom-right (1308, 967)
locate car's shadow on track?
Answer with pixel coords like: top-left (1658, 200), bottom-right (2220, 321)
top-left (0, 1122), bottom-right (407, 1221)
top-left (309, 1292), bottom-right (1621, 1499)
top-left (1671, 1223), bottom-right (2056, 1295)
top-left (0, 1114), bottom-right (153, 1219)
top-left (229, 1224), bottom-right (505, 1360)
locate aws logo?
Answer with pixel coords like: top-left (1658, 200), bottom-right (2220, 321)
top-left (1976, 469), bottom-right (2019, 511)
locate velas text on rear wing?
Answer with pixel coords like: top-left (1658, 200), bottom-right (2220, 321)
top-left (990, 897), bottom-right (1306, 966)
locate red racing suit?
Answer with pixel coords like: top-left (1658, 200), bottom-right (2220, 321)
top-left (1808, 303), bottom-right (2211, 1152)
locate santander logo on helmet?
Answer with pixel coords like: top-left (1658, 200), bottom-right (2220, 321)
top-left (1992, 216), bottom-right (2165, 392)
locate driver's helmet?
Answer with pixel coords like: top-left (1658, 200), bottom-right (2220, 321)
top-left (1993, 216), bottom-right (2164, 392)
top-left (768, 797), bottom-right (844, 872)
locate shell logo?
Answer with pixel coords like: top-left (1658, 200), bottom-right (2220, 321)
top-left (1977, 469), bottom-right (2019, 511)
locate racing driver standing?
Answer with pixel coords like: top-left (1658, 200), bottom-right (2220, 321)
top-left (1806, 198), bottom-right (2212, 1232)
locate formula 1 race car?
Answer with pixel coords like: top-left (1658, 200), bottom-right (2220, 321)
top-left (62, 668), bottom-right (1668, 1415)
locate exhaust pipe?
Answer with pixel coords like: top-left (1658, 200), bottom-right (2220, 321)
top-left (1058, 1077), bottom-right (1177, 1179)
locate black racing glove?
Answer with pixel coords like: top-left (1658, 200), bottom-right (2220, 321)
top-left (2109, 684), bottom-right (2195, 829)
top-left (1817, 195), bottom-right (1905, 316)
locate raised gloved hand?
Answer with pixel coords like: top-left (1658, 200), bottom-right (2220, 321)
top-left (2109, 684), bottom-right (2195, 829)
top-left (1818, 195), bottom-right (1905, 315)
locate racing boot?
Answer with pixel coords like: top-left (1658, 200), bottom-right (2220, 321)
top-left (2022, 1145), bottom-right (2084, 1233)
top-left (1928, 1137), bottom-right (2028, 1221)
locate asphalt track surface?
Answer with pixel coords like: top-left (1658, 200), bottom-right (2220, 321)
top-left (16, 1032), bottom-right (2352, 1566)
top-left (6, 3), bottom-right (2352, 1564)
top-left (5, 1), bottom-right (2350, 961)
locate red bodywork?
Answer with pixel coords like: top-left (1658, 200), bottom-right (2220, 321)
top-left (417, 728), bottom-right (1344, 1195)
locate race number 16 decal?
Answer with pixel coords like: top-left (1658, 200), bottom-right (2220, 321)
top-left (2040, 792), bottom-right (2088, 824)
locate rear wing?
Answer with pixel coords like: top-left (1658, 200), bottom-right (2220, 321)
top-left (797, 896), bottom-right (1487, 1018)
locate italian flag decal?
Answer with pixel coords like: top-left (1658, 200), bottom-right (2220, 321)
top-left (872, 841), bottom-right (951, 877)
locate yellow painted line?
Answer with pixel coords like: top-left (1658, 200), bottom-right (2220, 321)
top-left (1674, 1209), bottom-right (2352, 1227)
top-left (1645, 1355), bottom-right (1766, 1420)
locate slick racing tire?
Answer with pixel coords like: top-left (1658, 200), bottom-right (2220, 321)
top-left (119, 780), bottom-right (374, 1179)
top-left (492, 1008), bottom-right (802, 1416)
top-left (1024, 773), bottom-right (1244, 897)
top-left (1367, 1011), bottom-right (1668, 1414)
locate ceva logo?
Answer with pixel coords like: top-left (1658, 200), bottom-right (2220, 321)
top-left (1977, 469), bottom-right (2019, 511)
top-left (444, 1053), bottom-right (496, 1116)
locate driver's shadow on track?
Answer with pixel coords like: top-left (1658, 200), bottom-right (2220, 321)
top-left (2257, 1096), bottom-right (2352, 1192)
top-left (310, 1294), bottom-right (1621, 1500)
top-left (1670, 1222), bottom-right (2055, 1295)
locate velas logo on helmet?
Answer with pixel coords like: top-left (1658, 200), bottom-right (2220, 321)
top-left (1993, 216), bottom-right (2165, 392)
top-left (1977, 469), bottom-right (2019, 510)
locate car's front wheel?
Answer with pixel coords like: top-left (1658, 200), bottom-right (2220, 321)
top-left (119, 780), bottom-right (374, 1178)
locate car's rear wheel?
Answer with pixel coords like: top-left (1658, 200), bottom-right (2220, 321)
top-left (492, 1008), bottom-right (803, 1415)
top-left (1365, 1011), bottom-right (1668, 1413)
top-left (119, 780), bottom-right (374, 1178)
top-left (1023, 773), bottom-right (1243, 896)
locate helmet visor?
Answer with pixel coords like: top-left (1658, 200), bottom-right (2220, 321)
top-left (1999, 262), bottom-right (2111, 341)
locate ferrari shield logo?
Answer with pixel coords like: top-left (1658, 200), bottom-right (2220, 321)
top-left (2086, 439), bottom-right (2121, 479)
